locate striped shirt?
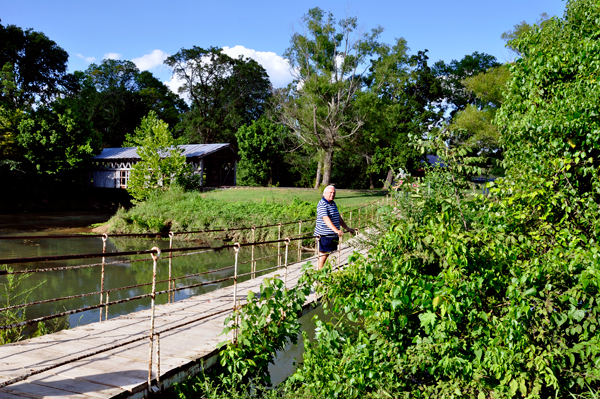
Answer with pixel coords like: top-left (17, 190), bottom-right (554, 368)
top-left (314, 197), bottom-right (340, 236)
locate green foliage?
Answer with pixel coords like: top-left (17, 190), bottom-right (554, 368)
top-left (449, 64), bottom-right (510, 161)
top-left (433, 51), bottom-right (501, 117)
top-left (236, 117), bottom-right (289, 186)
top-left (501, 13), bottom-right (551, 57)
top-left (165, 46), bottom-right (270, 145)
top-left (109, 186), bottom-right (318, 241)
top-left (359, 47), bottom-right (443, 186)
top-left (16, 101), bottom-right (101, 174)
top-left (125, 111), bottom-right (189, 202)
top-left (0, 265), bottom-right (49, 345)
top-left (0, 105), bottom-right (23, 160)
top-left (0, 23), bottom-right (71, 109)
top-left (220, 274), bottom-right (312, 388)
top-left (75, 59), bottom-right (187, 147)
top-left (278, 7), bottom-right (384, 187)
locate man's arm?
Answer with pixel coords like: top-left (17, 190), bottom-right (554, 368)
top-left (322, 216), bottom-right (355, 237)
top-left (322, 216), bottom-right (343, 237)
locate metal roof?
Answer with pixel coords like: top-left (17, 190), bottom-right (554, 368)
top-left (93, 144), bottom-right (234, 160)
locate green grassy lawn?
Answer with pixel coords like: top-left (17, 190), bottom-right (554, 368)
top-left (107, 187), bottom-right (386, 241)
top-left (201, 187), bottom-right (387, 208)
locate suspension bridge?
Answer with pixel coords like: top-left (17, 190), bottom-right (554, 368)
top-left (0, 200), bottom-right (387, 398)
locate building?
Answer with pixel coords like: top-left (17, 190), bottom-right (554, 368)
top-left (90, 144), bottom-right (239, 189)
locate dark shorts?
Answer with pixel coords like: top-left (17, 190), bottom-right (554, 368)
top-left (318, 236), bottom-right (339, 253)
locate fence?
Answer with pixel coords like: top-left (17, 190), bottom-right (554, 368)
top-left (0, 196), bottom-right (392, 392)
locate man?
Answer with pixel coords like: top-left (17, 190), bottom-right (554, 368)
top-left (314, 185), bottom-right (355, 269)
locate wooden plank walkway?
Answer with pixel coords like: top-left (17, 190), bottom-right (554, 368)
top-left (0, 241), bottom-right (364, 399)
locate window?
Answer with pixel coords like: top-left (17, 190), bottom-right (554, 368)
top-left (120, 170), bottom-right (129, 188)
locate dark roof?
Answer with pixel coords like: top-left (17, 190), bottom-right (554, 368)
top-left (93, 144), bottom-right (237, 160)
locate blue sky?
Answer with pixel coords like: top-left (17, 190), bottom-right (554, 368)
top-left (3, 0), bottom-right (566, 90)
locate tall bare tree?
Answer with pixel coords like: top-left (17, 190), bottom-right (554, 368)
top-left (278, 8), bottom-right (382, 187)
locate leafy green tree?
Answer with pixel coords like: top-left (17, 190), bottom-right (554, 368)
top-left (432, 51), bottom-right (500, 118)
top-left (125, 111), bottom-right (188, 202)
top-left (356, 44), bottom-right (443, 188)
top-left (0, 106), bottom-right (23, 160)
top-left (0, 23), bottom-right (72, 109)
top-left (448, 64), bottom-right (510, 162)
top-left (501, 13), bottom-right (550, 56)
top-left (165, 46), bottom-right (270, 145)
top-left (497, 0), bottom-right (600, 209)
top-left (16, 100), bottom-right (101, 174)
top-left (278, 7), bottom-right (383, 187)
top-left (235, 117), bottom-right (289, 186)
top-left (75, 59), bottom-right (187, 147)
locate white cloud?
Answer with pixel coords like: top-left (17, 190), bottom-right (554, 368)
top-left (76, 53), bottom-right (96, 63)
top-left (165, 73), bottom-right (185, 97)
top-left (132, 49), bottom-right (169, 71)
top-left (222, 45), bottom-right (293, 87)
top-left (103, 52), bottom-right (122, 60)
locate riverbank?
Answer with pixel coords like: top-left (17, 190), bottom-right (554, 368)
top-left (106, 187), bottom-right (385, 242)
top-left (0, 211), bottom-right (113, 236)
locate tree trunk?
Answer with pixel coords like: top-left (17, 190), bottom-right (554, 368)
top-left (369, 173), bottom-right (375, 190)
top-left (321, 148), bottom-right (334, 187)
top-left (383, 168), bottom-right (393, 189)
top-left (314, 155), bottom-right (323, 189)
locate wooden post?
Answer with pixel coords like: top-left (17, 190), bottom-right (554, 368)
top-left (148, 247), bottom-right (161, 390)
top-left (99, 234), bottom-right (107, 322)
top-left (284, 238), bottom-right (290, 288)
top-left (297, 220), bottom-right (302, 262)
top-left (277, 223), bottom-right (282, 267)
top-left (337, 234), bottom-right (342, 269)
top-left (232, 243), bottom-right (240, 344)
top-left (168, 232), bottom-right (174, 303)
top-left (251, 227), bottom-right (256, 279)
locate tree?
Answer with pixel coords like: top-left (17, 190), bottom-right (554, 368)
top-left (448, 64), bottom-right (510, 161)
top-left (16, 100), bottom-right (101, 174)
top-left (501, 13), bottom-right (550, 56)
top-left (165, 46), bottom-right (271, 145)
top-left (432, 52), bottom-right (500, 118)
top-left (235, 117), bottom-right (290, 186)
top-left (278, 7), bottom-right (383, 187)
top-left (497, 0), bottom-right (600, 197)
top-left (0, 23), bottom-right (71, 109)
top-left (75, 59), bottom-right (187, 147)
top-left (125, 111), bottom-right (188, 202)
top-left (356, 43), bottom-right (443, 188)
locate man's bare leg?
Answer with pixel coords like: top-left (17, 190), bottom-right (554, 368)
top-left (318, 252), bottom-right (329, 270)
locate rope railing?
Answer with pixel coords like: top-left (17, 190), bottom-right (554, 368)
top-left (0, 194), bottom-right (390, 392)
top-left (0, 235), bottom-right (359, 332)
top-left (0, 231), bottom-right (361, 321)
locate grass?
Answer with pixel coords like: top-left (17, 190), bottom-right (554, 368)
top-left (201, 187), bottom-right (387, 208)
top-left (107, 187), bottom-right (385, 242)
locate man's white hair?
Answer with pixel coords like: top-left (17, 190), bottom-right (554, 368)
top-left (324, 185), bottom-right (336, 192)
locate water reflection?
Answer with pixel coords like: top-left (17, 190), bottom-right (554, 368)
top-left (0, 233), bottom-right (312, 332)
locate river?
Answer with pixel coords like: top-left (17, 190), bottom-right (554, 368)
top-left (0, 212), bottom-right (310, 330)
top-left (0, 211), bottom-right (322, 384)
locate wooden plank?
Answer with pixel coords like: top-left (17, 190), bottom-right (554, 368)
top-left (13, 374), bottom-right (125, 399)
top-left (1, 382), bottom-right (92, 399)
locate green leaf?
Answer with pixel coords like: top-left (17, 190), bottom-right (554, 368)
top-left (419, 311), bottom-right (437, 327)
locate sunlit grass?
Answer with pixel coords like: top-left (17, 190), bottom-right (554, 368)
top-left (201, 187), bottom-right (387, 207)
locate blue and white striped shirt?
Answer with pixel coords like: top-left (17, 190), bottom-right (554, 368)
top-left (314, 197), bottom-right (340, 236)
